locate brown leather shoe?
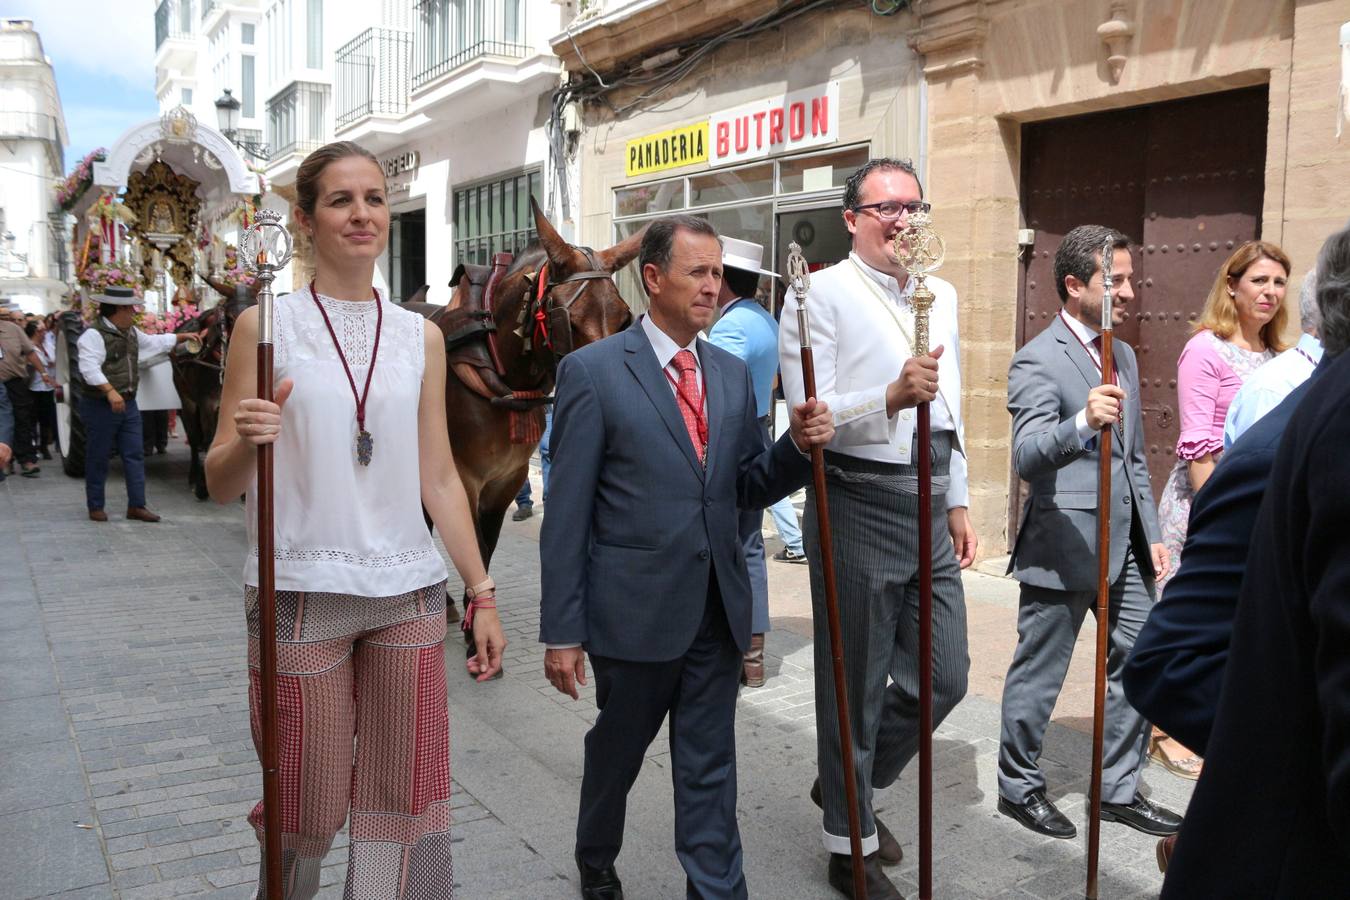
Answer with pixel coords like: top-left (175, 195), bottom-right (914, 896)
top-left (88, 509), bottom-right (108, 522)
top-left (812, 778), bottom-right (903, 865)
top-left (741, 633), bottom-right (765, 688)
top-left (126, 507), bottom-right (161, 523)
top-left (1157, 833), bottom-right (1178, 873)
top-left (827, 851), bottom-right (904, 899)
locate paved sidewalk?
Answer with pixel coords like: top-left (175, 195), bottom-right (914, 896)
top-left (0, 447), bottom-right (1191, 898)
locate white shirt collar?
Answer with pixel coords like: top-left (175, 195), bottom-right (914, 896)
top-left (641, 313), bottom-right (700, 371)
top-left (1296, 332), bottom-right (1324, 363)
top-left (1059, 308), bottom-right (1101, 345)
top-left (849, 251), bottom-right (916, 305)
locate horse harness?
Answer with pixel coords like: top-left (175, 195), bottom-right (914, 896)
top-left (522, 245), bottom-right (615, 359)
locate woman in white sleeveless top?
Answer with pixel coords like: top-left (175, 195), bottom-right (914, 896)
top-left (207, 141), bottom-right (505, 899)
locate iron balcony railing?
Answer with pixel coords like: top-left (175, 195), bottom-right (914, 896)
top-left (155, 0), bottom-right (194, 50)
top-left (335, 27), bottom-right (413, 129)
top-left (412, 0), bottom-right (529, 91)
top-left (266, 81), bottom-right (330, 161)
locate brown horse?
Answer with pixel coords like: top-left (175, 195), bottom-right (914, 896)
top-left (172, 283), bottom-right (257, 498)
top-left (408, 200), bottom-right (644, 644)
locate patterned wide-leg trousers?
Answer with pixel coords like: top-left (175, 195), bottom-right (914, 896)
top-left (244, 580), bottom-right (453, 900)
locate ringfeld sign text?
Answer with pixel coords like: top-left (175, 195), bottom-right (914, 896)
top-left (623, 82), bottom-right (839, 179)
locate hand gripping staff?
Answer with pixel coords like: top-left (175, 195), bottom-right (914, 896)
top-left (242, 210), bottom-right (294, 899)
top-left (787, 242), bottom-right (867, 900)
top-left (893, 212), bottom-right (947, 900)
top-left (1085, 237), bottom-right (1117, 900)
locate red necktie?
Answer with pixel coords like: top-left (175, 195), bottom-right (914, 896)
top-left (670, 349), bottom-right (707, 464)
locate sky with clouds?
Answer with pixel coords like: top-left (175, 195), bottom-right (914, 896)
top-left (12, 0), bottom-right (159, 174)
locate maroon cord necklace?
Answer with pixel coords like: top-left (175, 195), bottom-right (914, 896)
top-left (309, 281), bottom-right (382, 466)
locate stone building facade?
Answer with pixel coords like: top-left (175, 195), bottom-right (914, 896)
top-left (555, 0), bottom-right (1350, 556)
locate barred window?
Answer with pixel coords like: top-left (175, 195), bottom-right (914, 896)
top-left (453, 169), bottom-right (542, 268)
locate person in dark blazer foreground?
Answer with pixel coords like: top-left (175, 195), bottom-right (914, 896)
top-left (999, 225), bottom-right (1181, 840)
top-left (1157, 222), bottom-right (1350, 897)
top-left (539, 215), bottom-right (832, 900)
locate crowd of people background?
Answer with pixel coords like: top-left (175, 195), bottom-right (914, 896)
top-left (3, 142), bottom-right (1349, 899)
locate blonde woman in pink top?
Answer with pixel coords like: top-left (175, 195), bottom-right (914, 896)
top-left (1152, 240), bottom-right (1290, 777)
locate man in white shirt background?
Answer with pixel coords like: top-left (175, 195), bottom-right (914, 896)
top-left (1223, 265), bottom-right (1323, 448)
top-left (778, 158), bottom-right (976, 899)
top-left (75, 286), bottom-right (199, 522)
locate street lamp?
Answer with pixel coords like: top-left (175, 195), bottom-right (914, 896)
top-left (214, 88), bottom-right (269, 161)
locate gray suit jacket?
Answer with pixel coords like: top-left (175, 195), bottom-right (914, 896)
top-left (539, 321), bottom-right (810, 662)
top-left (1007, 313), bottom-right (1160, 591)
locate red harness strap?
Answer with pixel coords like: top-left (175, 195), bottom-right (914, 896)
top-left (533, 263), bottom-right (552, 350)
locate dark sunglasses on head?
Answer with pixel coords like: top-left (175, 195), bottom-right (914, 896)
top-left (852, 200), bottom-right (931, 220)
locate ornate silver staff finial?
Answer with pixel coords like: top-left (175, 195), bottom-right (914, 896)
top-left (242, 209), bottom-right (295, 344)
top-left (787, 241), bottom-right (813, 349)
top-left (1100, 236), bottom-right (1114, 333)
top-left (895, 210), bottom-right (947, 356)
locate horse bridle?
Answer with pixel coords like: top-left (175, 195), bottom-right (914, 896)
top-left (531, 246), bottom-right (618, 358)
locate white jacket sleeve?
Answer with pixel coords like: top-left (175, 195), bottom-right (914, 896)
top-left (778, 285), bottom-right (897, 449)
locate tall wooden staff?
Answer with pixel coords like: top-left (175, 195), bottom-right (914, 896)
top-left (1086, 238), bottom-right (1116, 900)
top-left (894, 213), bottom-right (946, 900)
top-left (242, 210), bottom-right (294, 900)
top-left (786, 242), bottom-right (867, 900)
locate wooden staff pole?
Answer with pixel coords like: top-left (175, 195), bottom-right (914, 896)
top-left (787, 243), bottom-right (867, 900)
top-left (1086, 239), bottom-right (1117, 900)
top-left (893, 213), bottom-right (945, 900)
top-left (244, 211), bottom-right (293, 899)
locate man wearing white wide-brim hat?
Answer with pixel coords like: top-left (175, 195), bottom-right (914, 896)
top-left (706, 235), bottom-right (788, 689)
top-left (75, 285), bottom-right (200, 522)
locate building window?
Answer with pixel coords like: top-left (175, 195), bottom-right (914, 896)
top-left (307, 0), bottom-right (323, 68)
top-left (181, 87), bottom-right (193, 105)
top-left (178, 0), bottom-right (193, 34)
top-left (241, 55), bottom-right (256, 117)
top-left (611, 144), bottom-right (872, 311)
top-left (453, 169), bottom-right (542, 268)
top-left (241, 22), bottom-right (255, 44)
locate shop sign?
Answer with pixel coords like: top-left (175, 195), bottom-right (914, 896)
top-left (381, 150), bottom-right (420, 196)
top-left (709, 81), bottom-right (838, 167)
top-left (625, 123), bottom-right (710, 178)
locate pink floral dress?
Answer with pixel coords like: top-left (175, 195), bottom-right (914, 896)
top-left (1156, 330), bottom-right (1273, 589)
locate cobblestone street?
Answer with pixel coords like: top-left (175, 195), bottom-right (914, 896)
top-left (1, 445), bottom-right (1192, 899)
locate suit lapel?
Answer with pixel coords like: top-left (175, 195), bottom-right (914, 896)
top-left (1054, 314), bottom-right (1124, 444)
top-left (700, 338), bottom-right (723, 482)
top-left (623, 325), bottom-right (705, 481)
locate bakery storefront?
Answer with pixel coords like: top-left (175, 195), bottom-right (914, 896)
top-left (568, 5), bottom-right (926, 313)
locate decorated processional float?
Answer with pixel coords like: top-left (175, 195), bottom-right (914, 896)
top-left (52, 106), bottom-right (290, 483)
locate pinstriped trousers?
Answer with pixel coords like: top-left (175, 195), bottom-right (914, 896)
top-left (803, 436), bottom-right (970, 855)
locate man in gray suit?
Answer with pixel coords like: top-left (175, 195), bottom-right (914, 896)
top-left (540, 214), bottom-right (833, 900)
top-left (999, 224), bottom-right (1182, 839)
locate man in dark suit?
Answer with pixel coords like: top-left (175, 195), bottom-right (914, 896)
top-left (1123, 374), bottom-right (1318, 757)
top-left (1158, 224), bottom-right (1350, 897)
top-left (539, 214), bottom-right (833, 900)
top-left (999, 225), bottom-right (1181, 840)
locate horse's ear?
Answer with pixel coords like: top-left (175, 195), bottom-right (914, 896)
top-left (599, 223), bottom-right (647, 273)
top-left (531, 196), bottom-right (576, 269)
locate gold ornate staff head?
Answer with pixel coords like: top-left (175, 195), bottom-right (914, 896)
top-left (894, 209), bottom-right (946, 356)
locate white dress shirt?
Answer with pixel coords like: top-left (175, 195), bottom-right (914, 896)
top-left (76, 320), bottom-right (179, 388)
top-left (778, 251), bottom-right (970, 509)
top-left (1223, 332), bottom-right (1323, 449)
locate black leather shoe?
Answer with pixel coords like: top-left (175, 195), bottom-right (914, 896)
top-left (997, 791), bottom-right (1077, 839)
top-left (827, 851), bottom-right (904, 899)
top-left (512, 504), bottom-right (533, 521)
top-left (811, 778), bottom-right (903, 865)
top-left (575, 851), bottom-right (623, 899)
top-left (1100, 794), bottom-right (1182, 836)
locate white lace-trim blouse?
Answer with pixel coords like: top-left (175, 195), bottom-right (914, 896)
top-left (243, 290), bottom-right (448, 596)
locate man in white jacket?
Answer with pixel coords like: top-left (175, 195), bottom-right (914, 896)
top-left (778, 158), bottom-right (976, 899)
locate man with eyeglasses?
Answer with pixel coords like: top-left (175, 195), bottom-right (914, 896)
top-left (778, 157), bottom-right (976, 900)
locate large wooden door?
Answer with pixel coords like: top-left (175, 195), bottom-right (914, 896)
top-left (1011, 86), bottom-right (1268, 542)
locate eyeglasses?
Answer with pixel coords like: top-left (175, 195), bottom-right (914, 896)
top-left (852, 200), bottom-right (931, 220)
